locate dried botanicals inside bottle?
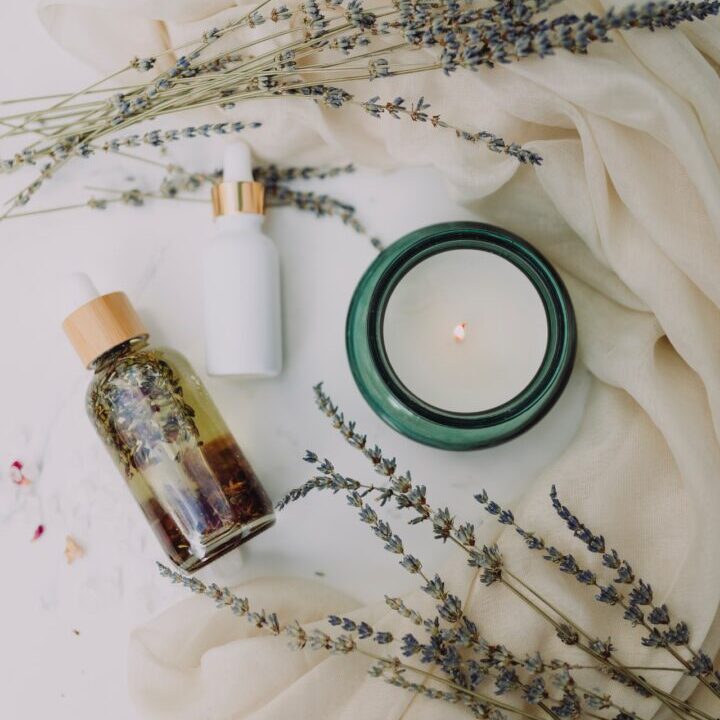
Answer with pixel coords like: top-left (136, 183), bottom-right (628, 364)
top-left (62, 274), bottom-right (274, 572)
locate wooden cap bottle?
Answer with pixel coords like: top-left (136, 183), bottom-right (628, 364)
top-left (60, 273), bottom-right (275, 573)
top-left (61, 273), bottom-right (148, 368)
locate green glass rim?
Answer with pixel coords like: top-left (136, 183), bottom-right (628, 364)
top-left (345, 221), bottom-right (577, 450)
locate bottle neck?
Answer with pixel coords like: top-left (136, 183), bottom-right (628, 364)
top-left (91, 336), bottom-right (149, 372)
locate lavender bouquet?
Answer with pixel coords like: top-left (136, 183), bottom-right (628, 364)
top-left (1, 0), bottom-right (718, 219)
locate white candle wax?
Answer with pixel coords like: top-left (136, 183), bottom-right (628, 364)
top-left (383, 249), bottom-right (549, 412)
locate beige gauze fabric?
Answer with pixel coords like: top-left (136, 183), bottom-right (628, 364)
top-left (37, 1), bottom-right (720, 718)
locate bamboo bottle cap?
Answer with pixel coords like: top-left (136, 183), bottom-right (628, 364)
top-left (63, 290), bottom-right (148, 368)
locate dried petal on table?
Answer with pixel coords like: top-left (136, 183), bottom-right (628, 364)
top-left (64, 536), bottom-right (84, 564)
top-left (9, 460), bottom-right (31, 486)
top-left (31, 524), bottom-right (44, 541)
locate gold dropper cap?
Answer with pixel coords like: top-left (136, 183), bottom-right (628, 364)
top-left (63, 292), bottom-right (148, 368)
top-left (211, 181), bottom-right (265, 217)
top-left (211, 141), bottom-right (265, 217)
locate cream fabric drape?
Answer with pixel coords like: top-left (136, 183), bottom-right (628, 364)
top-left (37, 1), bottom-right (720, 717)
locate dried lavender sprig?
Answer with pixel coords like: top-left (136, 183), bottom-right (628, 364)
top-left (370, 655), bottom-right (559, 720)
top-left (476, 493), bottom-right (653, 672)
top-left (380, 616), bottom-right (490, 697)
top-left (157, 561), bottom-right (392, 655)
top-left (0, 161), bottom-right (386, 253)
top-left (370, 658), bottom-right (496, 720)
top-left (294, 463), bottom-right (469, 631)
top-left (2, 121), bottom-right (262, 170)
top-left (275, 470), bottom-right (361, 510)
top-left (254, 162), bottom-right (356, 183)
top-left (400, 616), bottom-right (556, 706)
top-left (310, 385), bottom-right (498, 582)
top-left (381, 653), bottom-right (610, 720)
top-left (2, 160), bottom-right (59, 215)
top-left (359, 95), bottom-right (542, 165)
top-left (153, 161), bottom-right (362, 200)
top-left (409, 618), bottom-right (551, 702)
top-left (0, 187), bottom-right (208, 221)
top-left (2, 61), bottom-right (140, 145)
top-left (397, 0), bottom-right (720, 73)
top-left (265, 184), bottom-right (385, 250)
top-left (375, 648), bottom-right (569, 719)
top-left (117, 159), bottom-right (384, 251)
top-left (0, 195), bottom-right (118, 219)
top-left (392, 574), bottom-right (623, 719)
top-left (385, 595), bottom-right (425, 626)
top-left (327, 614), bottom-right (394, 645)
top-left (103, 0), bottom-right (288, 124)
top-left (533, 1), bottom-right (720, 53)
top-left (158, 562), bottom-right (280, 634)
top-left (476, 491), bottom-right (714, 720)
top-left (549, 485), bottom-right (720, 696)
top-left (158, 562), bottom-right (548, 720)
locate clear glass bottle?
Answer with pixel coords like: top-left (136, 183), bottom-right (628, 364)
top-left (62, 276), bottom-right (274, 572)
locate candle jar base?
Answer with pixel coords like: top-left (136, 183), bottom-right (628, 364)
top-left (346, 221), bottom-right (576, 451)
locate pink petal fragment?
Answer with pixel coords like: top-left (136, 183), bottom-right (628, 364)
top-left (9, 460), bottom-right (31, 486)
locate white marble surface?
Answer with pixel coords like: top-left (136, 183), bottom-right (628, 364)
top-left (0, 2), bottom-right (589, 717)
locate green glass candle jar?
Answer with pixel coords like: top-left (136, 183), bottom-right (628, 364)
top-left (346, 222), bottom-right (576, 450)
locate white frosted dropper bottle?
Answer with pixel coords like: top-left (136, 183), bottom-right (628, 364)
top-left (204, 141), bottom-right (282, 377)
